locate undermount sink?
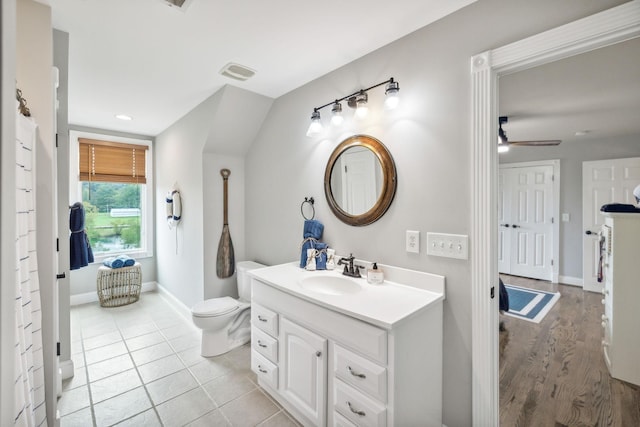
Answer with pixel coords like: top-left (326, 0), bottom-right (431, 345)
top-left (298, 275), bottom-right (362, 295)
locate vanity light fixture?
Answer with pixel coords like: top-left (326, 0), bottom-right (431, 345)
top-left (306, 109), bottom-right (324, 137)
top-left (305, 77), bottom-right (400, 136)
top-left (331, 101), bottom-right (344, 126)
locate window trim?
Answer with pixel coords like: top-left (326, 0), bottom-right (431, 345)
top-left (69, 130), bottom-right (153, 261)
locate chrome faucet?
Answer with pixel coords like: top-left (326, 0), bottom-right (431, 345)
top-left (337, 254), bottom-right (362, 278)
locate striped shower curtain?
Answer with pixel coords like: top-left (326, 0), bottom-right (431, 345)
top-left (14, 108), bottom-right (47, 426)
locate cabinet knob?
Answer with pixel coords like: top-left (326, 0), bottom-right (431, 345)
top-left (601, 314), bottom-right (608, 321)
top-left (316, 351), bottom-right (322, 357)
top-left (601, 321), bottom-right (607, 328)
top-left (257, 341), bottom-right (267, 348)
top-left (258, 365), bottom-right (267, 374)
top-left (257, 315), bottom-right (267, 322)
top-left (601, 299), bottom-right (606, 305)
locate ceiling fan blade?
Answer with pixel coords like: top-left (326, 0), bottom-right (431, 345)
top-left (508, 140), bottom-right (561, 146)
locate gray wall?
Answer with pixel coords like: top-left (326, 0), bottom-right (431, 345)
top-left (155, 85), bottom-right (272, 308)
top-left (243, 1), bottom-right (628, 426)
top-left (501, 135), bottom-right (640, 280)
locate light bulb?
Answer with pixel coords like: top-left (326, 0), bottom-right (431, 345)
top-left (331, 102), bottom-right (344, 126)
top-left (384, 79), bottom-right (400, 110)
top-left (355, 92), bottom-right (368, 118)
top-left (306, 110), bottom-right (323, 137)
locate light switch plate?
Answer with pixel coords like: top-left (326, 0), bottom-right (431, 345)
top-left (426, 232), bottom-right (469, 260)
top-left (406, 230), bottom-right (420, 253)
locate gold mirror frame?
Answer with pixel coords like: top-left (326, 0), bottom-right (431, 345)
top-left (324, 135), bottom-right (397, 226)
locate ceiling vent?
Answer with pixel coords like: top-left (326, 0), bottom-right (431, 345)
top-left (219, 63), bottom-right (256, 82)
top-left (161, 0), bottom-right (194, 12)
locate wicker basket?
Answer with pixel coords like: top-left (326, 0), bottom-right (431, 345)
top-left (97, 262), bottom-right (142, 307)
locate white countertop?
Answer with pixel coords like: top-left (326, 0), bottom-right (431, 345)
top-left (249, 262), bottom-right (445, 330)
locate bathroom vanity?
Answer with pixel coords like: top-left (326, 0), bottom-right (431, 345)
top-left (249, 262), bottom-right (445, 427)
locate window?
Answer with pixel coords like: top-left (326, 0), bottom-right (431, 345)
top-left (71, 132), bottom-right (153, 259)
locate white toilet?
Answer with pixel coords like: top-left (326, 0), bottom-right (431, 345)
top-left (191, 261), bottom-right (265, 357)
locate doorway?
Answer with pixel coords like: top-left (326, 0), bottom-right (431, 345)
top-left (469, 3), bottom-right (640, 424)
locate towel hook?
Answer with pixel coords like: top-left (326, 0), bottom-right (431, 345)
top-left (301, 197), bottom-right (315, 220)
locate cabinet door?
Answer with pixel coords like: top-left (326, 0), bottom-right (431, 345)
top-left (280, 318), bottom-right (327, 426)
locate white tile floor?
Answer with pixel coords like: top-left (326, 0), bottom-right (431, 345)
top-left (60, 292), bottom-right (301, 427)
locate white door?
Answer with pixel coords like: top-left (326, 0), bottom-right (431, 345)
top-left (499, 165), bottom-right (554, 280)
top-left (582, 157), bottom-right (640, 292)
top-left (279, 318), bottom-right (327, 426)
top-left (341, 148), bottom-right (377, 215)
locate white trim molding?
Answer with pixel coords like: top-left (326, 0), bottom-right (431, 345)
top-left (470, 2), bottom-right (640, 425)
top-left (558, 275), bottom-right (583, 287)
top-left (156, 283), bottom-right (192, 321)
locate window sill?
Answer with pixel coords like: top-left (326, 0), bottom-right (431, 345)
top-left (91, 251), bottom-right (153, 264)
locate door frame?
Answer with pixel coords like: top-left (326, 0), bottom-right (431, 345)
top-left (499, 160), bottom-right (559, 282)
top-left (470, 2), bottom-right (640, 425)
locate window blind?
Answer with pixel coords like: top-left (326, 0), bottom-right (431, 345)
top-left (79, 138), bottom-right (148, 184)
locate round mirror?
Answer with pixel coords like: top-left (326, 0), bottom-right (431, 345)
top-left (324, 135), bottom-right (397, 226)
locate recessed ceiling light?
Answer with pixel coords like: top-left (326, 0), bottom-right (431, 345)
top-left (115, 114), bottom-right (133, 121)
top-left (575, 130), bottom-right (590, 136)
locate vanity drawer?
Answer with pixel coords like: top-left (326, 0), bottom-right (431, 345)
top-left (251, 350), bottom-right (278, 389)
top-left (334, 379), bottom-right (387, 427)
top-left (334, 344), bottom-right (387, 402)
top-left (333, 411), bottom-right (358, 427)
top-left (252, 302), bottom-right (278, 337)
top-left (252, 327), bottom-right (278, 363)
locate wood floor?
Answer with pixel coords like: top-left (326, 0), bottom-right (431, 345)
top-left (499, 275), bottom-right (640, 427)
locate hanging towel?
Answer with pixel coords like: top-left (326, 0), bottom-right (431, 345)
top-left (116, 254), bottom-right (136, 267)
top-left (70, 202), bottom-right (94, 270)
top-left (300, 219), bottom-right (324, 268)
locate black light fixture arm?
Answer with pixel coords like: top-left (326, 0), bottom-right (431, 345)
top-left (310, 77), bottom-right (396, 112)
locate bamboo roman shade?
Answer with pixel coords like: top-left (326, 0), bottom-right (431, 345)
top-left (79, 138), bottom-right (148, 184)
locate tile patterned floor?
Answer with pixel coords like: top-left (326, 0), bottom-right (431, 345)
top-left (60, 292), bottom-right (301, 427)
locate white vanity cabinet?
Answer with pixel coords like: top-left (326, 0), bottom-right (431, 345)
top-left (600, 213), bottom-right (640, 386)
top-left (249, 263), bottom-right (445, 427)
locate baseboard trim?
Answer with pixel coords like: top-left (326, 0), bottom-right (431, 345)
top-left (558, 275), bottom-right (583, 287)
top-left (60, 359), bottom-right (74, 380)
top-left (70, 281), bottom-right (157, 306)
top-left (156, 283), bottom-right (192, 321)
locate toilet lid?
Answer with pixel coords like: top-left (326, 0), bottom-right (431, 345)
top-left (191, 297), bottom-right (240, 317)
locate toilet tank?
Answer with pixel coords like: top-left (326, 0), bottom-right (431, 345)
top-left (237, 261), bottom-right (266, 301)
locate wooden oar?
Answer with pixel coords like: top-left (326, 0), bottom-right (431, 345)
top-left (216, 168), bottom-right (235, 278)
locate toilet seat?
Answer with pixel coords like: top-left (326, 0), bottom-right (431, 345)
top-left (192, 297), bottom-right (239, 317)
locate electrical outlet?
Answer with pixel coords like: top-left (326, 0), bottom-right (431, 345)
top-left (426, 232), bottom-right (469, 260)
top-left (406, 230), bottom-right (420, 253)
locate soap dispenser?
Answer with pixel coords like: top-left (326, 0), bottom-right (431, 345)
top-left (367, 262), bottom-right (384, 285)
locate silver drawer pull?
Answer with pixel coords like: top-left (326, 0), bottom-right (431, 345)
top-left (258, 365), bottom-right (267, 374)
top-left (257, 315), bottom-right (268, 322)
top-left (347, 366), bottom-right (366, 379)
top-left (347, 401), bottom-right (366, 417)
top-left (258, 341), bottom-right (267, 348)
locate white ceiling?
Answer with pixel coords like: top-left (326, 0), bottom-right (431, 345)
top-left (499, 36), bottom-right (640, 145)
top-left (50, 0), bottom-right (476, 136)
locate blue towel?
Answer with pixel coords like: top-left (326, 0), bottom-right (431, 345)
top-left (103, 257), bottom-right (125, 269)
top-left (303, 220), bottom-right (324, 239)
top-left (315, 242), bottom-right (328, 270)
top-left (300, 220), bottom-right (324, 268)
top-left (70, 202), bottom-right (94, 270)
top-left (116, 254), bottom-right (135, 267)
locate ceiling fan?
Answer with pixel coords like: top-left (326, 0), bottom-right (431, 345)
top-left (498, 116), bottom-right (561, 152)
